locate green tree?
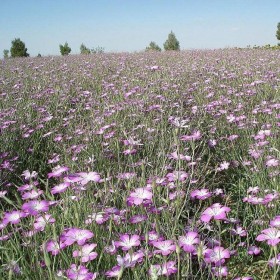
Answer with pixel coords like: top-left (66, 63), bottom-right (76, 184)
top-left (163, 31), bottom-right (180, 51)
top-left (145, 41), bottom-right (161, 52)
top-left (80, 43), bottom-right (91, 54)
top-left (91, 46), bottom-right (104, 54)
top-left (3, 49), bottom-right (9, 59)
top-left (10, 38), bottom-right (29, 57)
top-left (276, 22), bottom-right (280, 42)
top-left (59, 42), bottom-right (71, 56)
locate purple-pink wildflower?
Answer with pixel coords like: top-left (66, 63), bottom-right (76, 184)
top-left (127, 188), bottom-right (152, 206)
top-left (66, 264), bottom-right (97, 280)
top-left (201, 203), bottom-right (231, 223)
top-left (72, 243), bottom-right (98, 263)
top-left (153, 240), bottom-right (176, 256)
top-left (2, 210), bottom-right (26, 225)
top-left (61, 228), bottom-right (94, 246)
top-left (178, 231), bottom-right (200, 253)
top-left (204, 246), bottom-right (231, 266)
top-left (115, 234), bottom-right (140, 251)
top-left (190, 189), bottom-right (212, 200)
top-left (256, 227), bottom-right (280, 246)
top-left (149, 261), bottom-right (177, 277)
top-left (22, 200), bottom-right (49, 216)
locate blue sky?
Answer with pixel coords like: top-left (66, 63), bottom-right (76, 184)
top-left (1, 0), bottom-right (279, 56)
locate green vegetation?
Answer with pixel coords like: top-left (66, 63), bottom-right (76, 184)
top-left (10, 38), bottom-right (29, 57)
top-left (163, 31), bottom-right (180, 51)
top-left (59, 42), bottom-right (71, 56)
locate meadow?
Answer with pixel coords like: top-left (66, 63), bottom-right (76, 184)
top-left (0, 49), bottom-right (279, 279)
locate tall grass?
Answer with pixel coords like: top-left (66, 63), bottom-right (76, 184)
top-left (0, 49), bottom-right (279, 279)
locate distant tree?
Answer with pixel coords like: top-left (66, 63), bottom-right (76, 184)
top-left (145, 41), bottom-right (161, 52)
top-left (163, 31), bottom-right (180, 51)
top-left (80, 43), bottom-right (91, 54)
top-left (91, 46), bottom-right (104, 54)
top-left (37, 53), bottom-right (42, 57)
top-left (276, 22), bottom-right (280, 42)
top-left (59, 42), bottom-right (71, 56)
top-left (3, 49), bottom-right (9, 59)
top-left (10, 38), bottom-right (29, 57)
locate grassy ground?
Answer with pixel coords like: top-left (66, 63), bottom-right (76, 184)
top-left (0, 49), bottom-right (279, 279)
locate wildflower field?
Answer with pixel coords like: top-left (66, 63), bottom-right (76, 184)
top-left (0, 49), bottom-right (279, 279)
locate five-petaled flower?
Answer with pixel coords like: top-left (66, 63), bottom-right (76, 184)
top-left (256, 227), bottom-right (280, 247)
top-left (153, 240), bottom-right (176, 256)
top-left (200, 203), bottom-right (231, 223)
top-left (115, 234), bottom-right (141, 251)
top-left (127, 188), bottom-right (153, 206)
top-left (61, 228), bottom-right (94, 246)
top-left (204, 246), bottom-right (231, 266)
top-left (178, 231), bottom-right (200, 253)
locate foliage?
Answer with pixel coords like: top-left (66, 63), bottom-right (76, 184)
top-left (59, 42), bottom-right (71, 56)
top-left (37, 53), bottom-right (42, 57)
top-left (3, 49), bottom-right (9, 59)
top-left (163, 31), bottom-right (180, 51)
top-left (91, 46), bottom-right (105, 54)
top-left (80, 43), bottom-right (91, 54)
top-left (250, 44), bottom-right (280, 50)
top-left (145, 41), bottom-right (161, 52)
top-left (276, 22), bottom-right (280, 41)
top-left (10, 38), bottom-right (29, 57)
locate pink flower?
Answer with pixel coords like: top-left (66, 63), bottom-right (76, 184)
top-left (247, 246), bottom-right (261, 255)
top-left (212, 266), bottom-right (228, 277)
top-left (73, 243), bottom-right (98, 263)
top-left (180, 130), bottom-right (202, 141)
top-left (153, 240), bottom-right (176, 256)
top-left (33, 214), bottom-right (55, 231)
top-left (168, 151), bottom-right (191, 161)
top-left (218, 161), bottom-right (230, 171)
top-left (146, 231), bottom-right (163, 245)
top-left (85, 212), bottom-right (109, 225)
top-left (256, 227), bottom-right (280, 246)
top-left (48, 166), bottom-right (69, 178)
top-left (178, 231), bottom-right (200, 253)
top-left (149, 261), bottom-right (177, 277)
top-left (204, 246), bottom-right (230, 266)
top-left (200, 203), bottom-right (231, 223)
top-left (105, 266), bottom-right (122, 278)
top-left (231, 226), bottom-right (247, 237)
top-left (268, 253), bottom-right (280, 267)
top-left (45, 239), bottom-right (66, 255)
top-left (61, 228), bottom-right (94, 246)
top-left (21, 189), bottom-right (43, 200)
top-left (270, 216), bottom-right (280, 228)
top-left (66, 264), bottom-right (97, 280)
top-left (115, 234), bottom-right (140, 251)
top-left (76, 172), bottom-right (101, 185)
top-left (51, 182), bottom-right (70, 194)
top-left (104, 241), bottom-right (117, 255)
top-left (127, 188), bottom-right (153, 206)
top-left (22, 170), bottom-right (38, 180)
top-left (266, 158), bottom-right (279, 167)
top-left (22, 200), bottom-right (49, 216)
top-left (166, 171), bottom-right (188, 182)
top-left (190, 189), bottom-right (212, 200)
top-left (2, 210), bottom-right (26, 225)
top-left (117, 250), bottom-right (145, 268)
top-left (129, 214), bottom-right (147, 224)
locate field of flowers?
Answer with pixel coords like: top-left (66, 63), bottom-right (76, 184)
top-left (0, 49), bottom-right (279, 279)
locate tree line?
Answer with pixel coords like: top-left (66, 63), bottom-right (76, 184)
top-left (3, 31), bottom-right (180, 58)
top-left (3, 24), bottom-right (280, 58)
